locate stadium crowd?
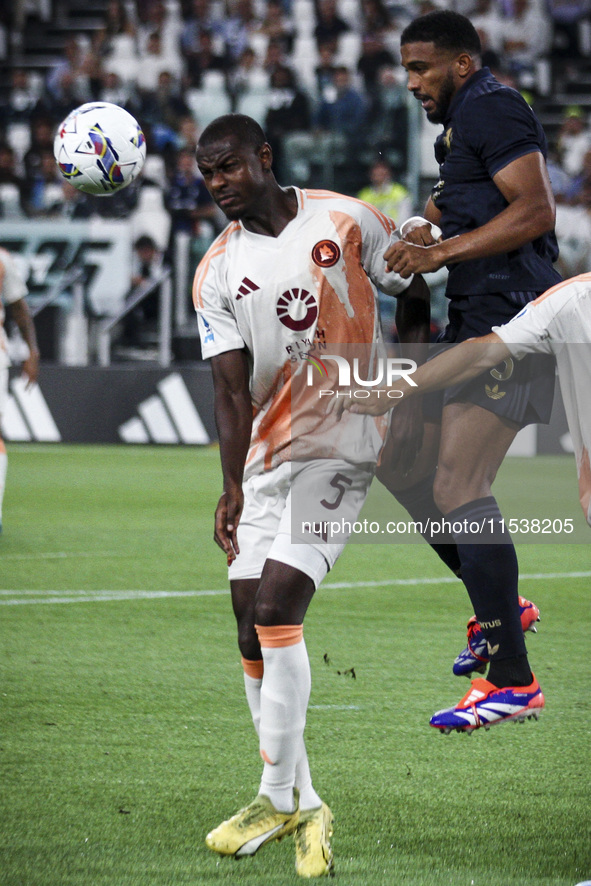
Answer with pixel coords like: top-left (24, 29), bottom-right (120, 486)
top-left (1, 0), bottom-right (591, 324)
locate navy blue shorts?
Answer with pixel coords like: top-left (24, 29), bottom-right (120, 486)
top-left (423, 291), bottom-right (556, 427)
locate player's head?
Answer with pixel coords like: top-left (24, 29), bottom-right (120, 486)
top-left (196, 114), bottom-right (275, 220)
top-left (400, 11), bottom-right (481, 123)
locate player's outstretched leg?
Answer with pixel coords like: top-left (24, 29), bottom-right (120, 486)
top-left (205, 790), bottom-right (300, 857)
top-left (453, 596), bottom-right (541, 677)
top-left (430, 674), bottom-right (545, 734)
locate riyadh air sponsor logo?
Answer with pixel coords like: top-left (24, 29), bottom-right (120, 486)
top-left (3, 377), bottom-right (61, 442)
top-left (276, 288), bottom-right (318, 331)
top-left (118, 373), bottom-right (210, 445)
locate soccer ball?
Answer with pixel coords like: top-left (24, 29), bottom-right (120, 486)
top-left (53, 102), bottom-right (146, 196)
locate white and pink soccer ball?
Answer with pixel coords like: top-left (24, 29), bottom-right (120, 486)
top-left (53, 102), bottom-right (146, 196)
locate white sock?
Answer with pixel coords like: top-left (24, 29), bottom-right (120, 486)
top-left (255, 626), bottom-right (311, 813)
top-left (244, 670), bottom-right (321, 811)
top-left (0, 449), bottom-right (7, 522)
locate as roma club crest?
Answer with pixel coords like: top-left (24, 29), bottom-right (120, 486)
top-left (312, 240), bottom-right (340, 268)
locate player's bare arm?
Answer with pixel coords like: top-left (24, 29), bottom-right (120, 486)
top-left (211, 348), bottom-right (252, 562)
top-left (385, 152), bottom-right (555, 277)
top-left (339, 332), bottom-right (510, 418)
top-left (8, 297), bottom-right (40, 387)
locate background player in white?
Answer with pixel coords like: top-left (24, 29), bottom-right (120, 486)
top-left (193, 114), bottom-right (429, 876)
top-left (0, 248), bottom-right (39, 535)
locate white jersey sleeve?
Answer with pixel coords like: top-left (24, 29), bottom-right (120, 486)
top-left (193, 224), bottom-right (246, 359)
top-left (352, 200), bottom-right (412, 298)
top-left (0, 248), bottom-right (28, 305)
top-left (493, 275), bottom-right (591, 358)
top-left (493, 297), bottom-right (556, 358)
top-left (0, 248), bottom-right (29, 371)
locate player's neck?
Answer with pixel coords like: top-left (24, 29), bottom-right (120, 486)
top-left (241, 186), bottom-right (298, 237)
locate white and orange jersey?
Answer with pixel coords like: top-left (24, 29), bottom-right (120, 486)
top-left (493, 273), bottom-right (591, 526)
top-left (193, 187), bottom-right (412, 477)
top-left (0, 247), bottom-right (28, 371)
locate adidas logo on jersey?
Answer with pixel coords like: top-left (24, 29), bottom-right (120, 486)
top-left (235, 278), bottom-right (260, 300)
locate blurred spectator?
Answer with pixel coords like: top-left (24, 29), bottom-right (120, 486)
top-left (256, 0), bottom-right (295, 54)
top-left (360, 0), bottom-right (392, 37)
top-left (0, 69), bottom-right (40, 126)
top-left (265, 66), bottom-right (311, 180)
top-left (314, 66), bottom-right (367, 144)
top-left (564, 145), bottom-right (591, 203)
top-left (137, 0), bottom-right (183, 58)
top-left (547, 0), bottom-right (589, 62)
top-left (263, 37), bottom-right (290, 77)
top-left (314, 0), bottom-right (351, 51)
top-left (183, 29), bottom-right (231, 88)
top-left (546, 148), bottom-right (572, 201)
top-left (228, 46), bottom-right (268, 97)
top-left (136, 32), bottom-right (184, 93)
top-left (315, 43), bottom-right (338, 94)
top-left (216, 0), bottom-right (259, 61)
top-left (164, 147), bottom-right (217, 238)
top-left (23, 118), bottom-right (54, 180)
top-left (93, 0), bottom-right (136, 59)
top-left (471, 0), bottom-right (504, 58)
top-left (181, 0), bottom-right (220, 59)
top-left (22, 149), bottom-right (65, 217)
top-left (138, 71), bottom-right (191, 132)
top-left (45, 35), bottom-right (97, 110)
top-left (0, 143), bottom-right (25, 217)
top-left (176, 115), bottom-right (201, 153)
top-left (557, 105), bottom-right (591, 178)
top-left (54, 182), bottom-right (95, 219)
top-left (501, 0), bottom-right (552, 82)
top-left (357, 31), bottom-right (396, 95)
top-left (357, 158), bottom-right (412, 225)
top-left (98, 70), bottom-right (138, 108)
top-left (121, 234), bottom-right (166, 346)
top-left (0, 144), bottom-right (24, 189)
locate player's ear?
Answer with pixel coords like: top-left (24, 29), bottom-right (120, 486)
top-left (259, 142), bottom-right (273, 170)
top-left (455, 52), bottom-right (474, 81)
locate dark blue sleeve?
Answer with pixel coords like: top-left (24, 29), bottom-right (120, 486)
top-left (461, 90), bottom-right (544, 179)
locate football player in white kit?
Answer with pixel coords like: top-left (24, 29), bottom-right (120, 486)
top-left (0, 248), bottom-right (39, 534)
top-left (343, 273), bottom-right (591, 529)
top-left (193, 114), bottom-right (429, 876)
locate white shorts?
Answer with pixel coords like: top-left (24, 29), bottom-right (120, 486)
top-left (228, 459), bottom-right (375, 588)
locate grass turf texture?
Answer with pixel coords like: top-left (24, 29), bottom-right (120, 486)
top-left (1, 445), bottom-right (590, 886)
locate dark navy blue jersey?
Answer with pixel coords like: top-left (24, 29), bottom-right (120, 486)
top-left (432, 68), bottom-right (561, 296)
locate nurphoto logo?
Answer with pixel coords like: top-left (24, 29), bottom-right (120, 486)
top-left (305, 354), bottom-right (418, 400)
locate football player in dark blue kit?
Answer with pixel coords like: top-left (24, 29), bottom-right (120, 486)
top-left (380, 10), bottom-right (561, 732)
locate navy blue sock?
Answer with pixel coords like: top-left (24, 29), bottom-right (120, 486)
top-left (447, 496), bottom-right (531, 687)
top-left (391, 472), bottom-right (462, 577)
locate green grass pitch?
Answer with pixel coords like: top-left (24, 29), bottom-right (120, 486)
top-left (1, 445), bottom-right (590, 886)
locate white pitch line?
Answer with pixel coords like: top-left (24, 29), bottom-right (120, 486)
top-left (1, 551), bottom-right (123, 561)
top-left (0, 571), bottom-right (589, 607)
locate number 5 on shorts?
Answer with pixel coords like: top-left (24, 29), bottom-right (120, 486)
top-left (321, 472), bottom-right (353, 510)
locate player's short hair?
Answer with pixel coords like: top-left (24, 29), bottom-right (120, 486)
top-left (198, 114), bottom-right (266, 152)
top-left (401, 11), bottom-right (481, 56)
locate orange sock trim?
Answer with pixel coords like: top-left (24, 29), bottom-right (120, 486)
top-left (241, 656), bottom-right (264, 679)
top-left (255, 624), bottom-right (304, 648)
